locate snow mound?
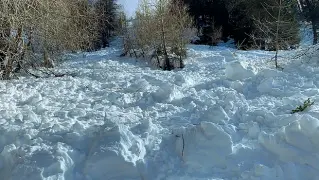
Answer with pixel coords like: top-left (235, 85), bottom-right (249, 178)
top-left (201, 105), bottom-right (230, 124)
top-left (81, 124), bottom-right (145, 180)
top-left (151, 84), bottom-right (184, 103)
top-left (225, 61), bottom-right (255, 80)
top-left (176, 122), bottom-right (233, 171)
top-left (259, 114), bottom-right (319, 171)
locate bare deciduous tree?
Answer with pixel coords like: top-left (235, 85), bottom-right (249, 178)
top-left (251, 0), bottom-right (300, 68)
top-left (0, 0), bottom-right (116, 79)
top-left (123, 0), bottom-right (195, 70)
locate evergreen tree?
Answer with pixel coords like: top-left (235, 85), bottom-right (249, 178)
top-left (181, 0), bottom-right (230, 44)
top-left (181, 0), bottom-right (300, 49)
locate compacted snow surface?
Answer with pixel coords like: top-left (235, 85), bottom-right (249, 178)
top-left (1, 40), bottom-right (319, 180)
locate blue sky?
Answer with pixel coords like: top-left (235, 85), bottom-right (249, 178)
top-left (117, 0), bottom-right (139, 17)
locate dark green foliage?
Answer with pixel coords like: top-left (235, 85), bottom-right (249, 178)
top-left (228, 0), bottom-right (300, 50)
top-left (181, 0), bottom-right (230, 44)
top-left (181, 0), bottom-right (300, 49)
top-left (291, 98), bottom-right (315, 114)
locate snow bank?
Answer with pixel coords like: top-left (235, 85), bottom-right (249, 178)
top-left (259, 114), bottom-right (319, 168)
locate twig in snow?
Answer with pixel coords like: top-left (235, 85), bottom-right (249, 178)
top-left (181, 134), bottom-right (185, 157)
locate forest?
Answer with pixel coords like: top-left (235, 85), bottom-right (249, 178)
top-left (0, 0), bottom-right (318, 78)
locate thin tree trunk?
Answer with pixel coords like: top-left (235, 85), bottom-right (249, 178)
top-left (43, 45), bottom-right (53, 68)
top-left (15, 27), bottom-right (25, 73)
top-left (4, 27), bottom-right (23, 79)
top-left (274, 0), bottom-right (282, 69)
top-left (159, 2), bottom-right (171, 71)
top-left (102, 31), bottom-right (108, 48)
top-left (312, 20), bottom-right (318, 45)
top-left (0, 20), bottom-right (10, 78)
top-left (156, 54), bottom-right (161, 68)
top-left (27, 27), bottom-right (34, 52)
top-left (178, 38), bottom-right (185, 68)
top-left (0, 50), bottom-right (6, 75)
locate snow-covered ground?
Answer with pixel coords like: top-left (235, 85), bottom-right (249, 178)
top-left (1, 38), bottom-right (319, 180)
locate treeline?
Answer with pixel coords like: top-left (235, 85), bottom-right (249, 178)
top-left (183, 0), bottom-right (319, 48)
top-left (2, 0), bottom-right (318, 76)
top-left (121, 0), bottom-right (319, 71)
top-left (0, 0), bottom-right (118, 79)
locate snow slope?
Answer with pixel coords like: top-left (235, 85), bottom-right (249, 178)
top-left (1, 40), bottom-right (319, 180)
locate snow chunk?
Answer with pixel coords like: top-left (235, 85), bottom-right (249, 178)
top-left (22, 93), bottom-right (43, 105)
top-left (284, 115), bottom-right (319, 153)
top-left (241, 164), bottom-right (284, 179)
top-left (257, 78), bottom-right (278, 94)
top-left (176, 122), bottom-right (233, 171)
top-left (248, 122), bottom-right (260, 138)
top-left (230, 80), bottom-right (244, 93)
top-left (152, 84), bottom-right (183, 103)
top-left (23, 110), bottom-right (41, 125)
top-left (225, 61), bottom-right (255, 80)
top-left (0, 144), bottom-right (19, 179)
top-left (83, 124), bottom-right (145, 179)
top-left (259, 68), bottom-right (284, 78)
top-left (201, 105), bottom-right (230, 124)
top-left (258, 114), bottom-right (319, 170)
top-left (174, 73), bottom-right (186, 86)
top-left (128, 78), bottom-right (151, 92)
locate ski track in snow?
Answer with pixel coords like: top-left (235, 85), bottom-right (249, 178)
top-left (1, 42), bottom-right (319, 180)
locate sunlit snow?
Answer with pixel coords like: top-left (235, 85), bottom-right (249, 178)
top-left (0, 36), bottom-right (319, 179)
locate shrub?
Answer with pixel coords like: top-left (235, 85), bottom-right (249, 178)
top-left (291, 98), bottom-right (315, 114)
top-left (122, 0), bottom-right (195, 70)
